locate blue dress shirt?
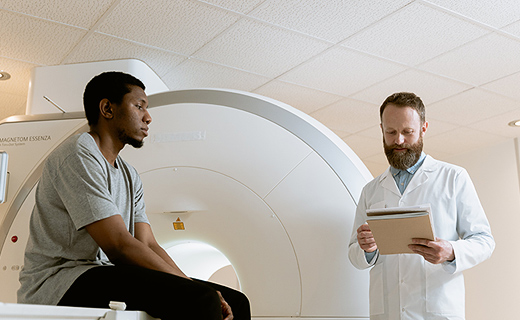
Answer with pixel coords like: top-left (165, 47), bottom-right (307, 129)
top-left (389, 152), bottom-right (427, 194)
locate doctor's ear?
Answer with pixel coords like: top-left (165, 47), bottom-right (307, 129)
top-left (99, 99), bottom-right (114, 120)
top-left (421, 120), bottom-right (429, 135)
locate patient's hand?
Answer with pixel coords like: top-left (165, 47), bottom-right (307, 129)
top-left (217, 291), bottom-right (233, 320)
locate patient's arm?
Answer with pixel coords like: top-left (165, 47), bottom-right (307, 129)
top-left (134, 221), bottom-right (190, 279)
top-left (85, 215), bottom-right (188, 279)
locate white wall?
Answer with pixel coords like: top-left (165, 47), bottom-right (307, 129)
top-left (447, 138), bottom-right (520, 319)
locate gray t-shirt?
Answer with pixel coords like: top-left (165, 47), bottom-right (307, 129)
top-left (17, 132), bottom-right (149, 305)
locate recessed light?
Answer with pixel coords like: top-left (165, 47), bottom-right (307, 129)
top-left (508, 120), bottom-right (520, 127)
top-left (0, 71), bottom-right (11, 81)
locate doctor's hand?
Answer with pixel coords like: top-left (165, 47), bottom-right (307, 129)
top-left (357, 224), bottom-right (378, 253)
top-left (408, 237), bottom-right (455, 264)
top-left (217, 291), bottom-right (233, 320)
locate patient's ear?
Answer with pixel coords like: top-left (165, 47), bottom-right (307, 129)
top-left (99, 99), bottom-right (113, 120)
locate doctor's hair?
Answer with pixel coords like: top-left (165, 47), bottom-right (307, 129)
top-left (379, 92), bottom-right (425, 124)
top-left (83, 71), bottom-right (145, 126)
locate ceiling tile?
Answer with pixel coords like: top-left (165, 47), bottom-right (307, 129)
top-left (0, 0), bottom-right (113, 28)
top-left (0, 91), bottom-right (26, 121)
top-left (502, 19), bottom-right (520, 37)
top-left (310, 98), bottom-right (379, 134)
top-left (351, 119), bottom-right (459, 153)
top-left (0, 57), bottom-right (37, 96)
top-left (351, 69), bottom-right (473, 106)
top-left (199, 0), bottom-right (265, 13)
top-left (96, 0), bottom-right (240, 55)
top-left (467, 109), bottom-right (520, 138)
top-left (1, 0), bottom-right (520, 170)
top-left (341, 2), bottom-right (489, 66)
top-left (162, 59), bottom-right (270, 92)
top-left (330, 129), bottom-right (350, 139)
top-left (63, 33), bottom-right (187, 77)
top-left (361, 159), bottom-right (387, 178)
top-left (193, 18), bottom-right (331, 77)
top-left (428, 88), bottom-right (519, 125)
top-left (253, 80), bottom-right (343, 114)
top-left (248, 0), bottom-right (413, 43)
top-left (356, 125), bottom-right (383, 140)
top-left (0, 57), bottom-right (37, 121)
top-left (419, 33), bottom-right (520, 86)
top-left (363, 152), bottom-right (390, 173)
top-left (279, 46), bottom-right (406, 96)
top-left (343, 134), bottom-right (382, 159)
top-left (422, 147), bottom-right (451, 163)
top-left (0, 11), bottom-right (86, 65)
top-left (425, 127), bottom-right (506, 156)
top-left (426, 0), bottom-right (520, 28)
top-left (481, 71), bottom-right (520, 100)
top-left (424, 119), bottom-right (459, 138)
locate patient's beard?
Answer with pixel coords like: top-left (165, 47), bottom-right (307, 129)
top-left (118, 130), bottom-right (144, 149)
top-left (384, 136), bottom-right (423, 170)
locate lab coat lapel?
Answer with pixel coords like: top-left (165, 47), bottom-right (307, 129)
top-left (403, 155), bottom-right (436, 195)
top-left (379, 168), bottom-right (401, 197)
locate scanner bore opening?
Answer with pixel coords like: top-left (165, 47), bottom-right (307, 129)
top-left (165, 241), bottom-right (240, 290)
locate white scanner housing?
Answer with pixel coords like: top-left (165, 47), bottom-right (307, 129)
top-left (0, 62), bottom-right (371, 319)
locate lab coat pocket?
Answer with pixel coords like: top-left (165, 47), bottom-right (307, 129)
top-left (369, 262), bottom-right (385, 315)
top-left (425, 262), bottom-right (464, 316)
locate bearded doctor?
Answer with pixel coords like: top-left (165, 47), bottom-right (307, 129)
top-left (348, 92), bottom-right (495, 320)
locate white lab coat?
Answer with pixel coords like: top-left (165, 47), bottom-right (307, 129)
top-left (348, 155), bottom-right (494, 320)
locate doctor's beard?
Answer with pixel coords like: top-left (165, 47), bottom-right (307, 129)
top-left (384, 136), bottom-right (423, 170)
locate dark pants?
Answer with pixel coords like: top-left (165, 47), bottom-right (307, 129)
top-left (58, 265), bottom-right (251, 320)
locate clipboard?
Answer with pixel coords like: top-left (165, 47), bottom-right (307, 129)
top-left (366, 204), bottom-right (435, 255)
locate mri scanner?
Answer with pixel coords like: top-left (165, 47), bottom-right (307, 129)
top-left (0, 61), bottom-right (372, 319)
